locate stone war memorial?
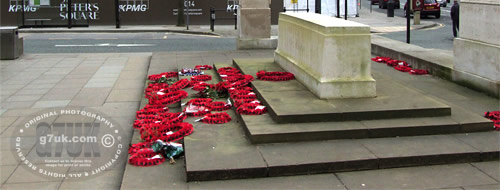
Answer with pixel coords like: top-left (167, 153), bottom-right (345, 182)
top-left (237, 0), bottom-right (277, 49)
top-left (274, 12), bottom-right (376, 99)
top-left (180, 10), bottom-right (495, 182)
top-left (453, 0), bottom-right (500, 98)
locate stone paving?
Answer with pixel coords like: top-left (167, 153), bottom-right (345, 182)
top-left (121, 50), bottom-right (499, 190)
top-left (1, 50), bottom-right (499, 190)
top-left (0, 53), bottom-right (151, 190)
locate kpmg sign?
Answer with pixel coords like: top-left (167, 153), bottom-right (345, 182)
top-left (119, 0), bottom-right (149, 12)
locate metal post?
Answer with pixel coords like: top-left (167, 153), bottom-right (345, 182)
top-left (234, 11), bottom-right (237, 30)
top-left (186, 0), bottom-right (189, 30)
top-left (210, 8), bottom-right (214, 32)
top-left (115, 0), bottom-right (120, 28)
top-left (345, 0), bottom-right (348, 20)
top-left (337, 0), bottom-right (340, 18)
top-left (21, 0), bottom-right (25, 26)
top-left (315, 0), bottom-right (321, 13)
top-left (371, 0), bottom-right (373, 13)
top-left (307, 0), bottom-right (309, 12)
top-left (68, 0), bottom-right (72, 28)
top-left (406, 0), bottom-right (410, 43)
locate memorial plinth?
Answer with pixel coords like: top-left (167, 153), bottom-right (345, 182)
top-left (453, 0), bottom-right (500, 98)
top-left (274, 12), bottom-right (376, 99)
top-left (237, 0), bottom-right (276, 49)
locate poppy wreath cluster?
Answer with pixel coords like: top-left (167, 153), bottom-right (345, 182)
top-left (136, 104), bottom-right (169, 118)
top-left (256, 70), bottom-right (295, 81)
top-left (216, 67), bottom-right (267, 115)
top-left (133, 116), bottom-right (162, 129)
top-left (129, 73), bottom-right (199, 167)
top-left (140, 122), bottom-right (194, 142)
top-left (484, 111), bottom-right (500, 131)
top-left (148, 72), bottom-right (178, 81)
top-left (207, 101), bottom-right (232, 111)
top-left (197, 112), bottom-right (232, 124)
top-left (147, 90), bottom-right (189, 106)
top-left (145, 79), bottom-right (191, 100)
top-left (182, 98), bottom-right (212, 116)
top-left (184, 105), bottom-right (211, 117)
top-left (191, 75), bottom-right (212, 82)
top-left (195, 65), bottom-right (213, 70)
top-left (160, 112), bottom-right (187, 124)
top-left (128, 141), bottom-right (153, 155)
top-left (234, 99), bottom-right (260, 108)
top-left (371, 56), bottom-right (428, 75)
top-left (192, 82), bottom-right (215, 91)
top-left (230, 90), bottom-right (257, 100)
top-left (128, 148), bottom-right (166, 167)
top-left (236, 103), bottom-right (267, 115)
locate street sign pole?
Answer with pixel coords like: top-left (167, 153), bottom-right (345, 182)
top-left (345, 0), bottom-right (348, 20)
top-left (68, 0), bottom-right (72, 28)
top-left (186, 0), bottom-right (190, 30)
top-left (406, 0), bottom-right (410, 43)
top-left (337, 0), bottom-right (340, 18)
top-left (115, 0), bottom-right (120, 28)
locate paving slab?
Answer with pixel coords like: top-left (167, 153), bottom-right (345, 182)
top-left (0, 117), bottom-right (19, 134)
top-left (241, 113), bottom-right (369, 143)
top-left (58, 170), bottom-right (123, 189)
top-left (40, 88), bottom-right (80, 101)
top-left (0, 101), bottom-right (36, 109)
top-left (0, 165), bottom-right (17, 184)
top-left (233, 58), bottom-right (452, 123)
top-left (471, 161), bottom-right (500, 182)
top-left (52, 79), bottom-right (90, 89)
top-left (336, 163), bottom-right (498, 190)
top-left (69, 88), bottom-right (111, 107)
top-left (89, 102), bottom-right (139, 118)
top-left (15, 89), bottom-right (51, 95)
top-left (1, 108), bottom-right (47, 117)
top-left (452, 132), bottom-right (500, 161)
top-left (0, 116), bottom-right (57, 137)
top-left (32, 100), bottom-right (71, 108)
top-left (188, 173), bottom-right (347, 190)
top-left (6, 95), bottom-right (42, 102)
top-left (120, 159), bottom-right (188, 190)
top-left (258, 140), bottom-right (378, 177)
top-left (462, 184), bottom-right (500, 190)
top-left (105, 89), bottom-right (143, 102)
top-left (5, 164), bottom-right (69, 183)
top-left (360, 135), bottom-right (481, 168)
top-left (361, 116), bottom-right (461, 138)
top-left (113, 79), bottom-right (146, 90)
top-left (184, 111), bottom-right (268, 181)
top-left (0, 181), bottom-right (61, 190)
top-left (448, 105), bottom-right (494, 133)
top-left (83, 79), bottom-right (117, 88)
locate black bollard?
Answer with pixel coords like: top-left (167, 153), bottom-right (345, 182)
top-left (387, 0), bottom-right (395, 17)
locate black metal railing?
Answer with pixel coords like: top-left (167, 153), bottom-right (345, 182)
top-left (209, 7), bottom-right (237, 32)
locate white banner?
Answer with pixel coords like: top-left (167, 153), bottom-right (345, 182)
top-left (283, 0), bottom-right (358, 17)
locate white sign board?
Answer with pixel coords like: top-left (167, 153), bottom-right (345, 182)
top-left (283, 0), bottom-right (358, 17)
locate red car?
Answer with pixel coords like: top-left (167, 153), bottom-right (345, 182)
top-left (378, 0), bottom-right (401, 9)
top-left (404, 0), bottom-right (441, 18)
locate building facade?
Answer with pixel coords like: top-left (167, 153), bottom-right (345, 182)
top-left (1, 0), bottom-right (283, 27)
